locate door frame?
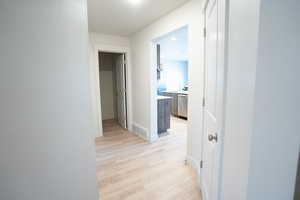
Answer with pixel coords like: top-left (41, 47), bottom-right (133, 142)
top-left (149, 25), bottom-right (189, 142)
top-left (91, 44), bottom-right (132, 137)
top-left (200, 0), bottom-right (228, 200)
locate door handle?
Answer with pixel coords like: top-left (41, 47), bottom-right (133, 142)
top-left (208, 133), bottom-right (218, 143)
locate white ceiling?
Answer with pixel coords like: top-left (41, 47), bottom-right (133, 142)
top-left (155, 26), bottom-right (188, 61)
top-left (87, 0), bottom-right (190, 36)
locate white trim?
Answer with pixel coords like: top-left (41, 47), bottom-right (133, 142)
top-left (149, 42), bottom-right (158, 142)
top-left (90, 42), bottom-right (133, 137)
top-left (132, 122), bottom-right (149, 141)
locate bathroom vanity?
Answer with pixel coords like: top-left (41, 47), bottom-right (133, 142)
top-left (157, 96), bottom-right (172, 134)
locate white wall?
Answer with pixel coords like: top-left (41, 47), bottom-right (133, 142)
top-left (220, 0), bottom-right (261, 199)
top-left (221, 0), bottom-right (300, 200)
top-left (157, 60), bottom-right (188, 92)
top-left (90, 32), bottom-right (130, 47)
top-left (130, 0), bottom-right (205, 165)
top-left (99, 52), bottom-right (117, 120)
top-left (0, 0), bottom-right (98, 200)
top-left (247, 0), bottom-right (300, 199)
top-left (295, 155), bottom-right (300, 199)
top-left (89, 33), bottom-right (131, 137)
top-left (155, 26), bottom-right (189, 61)
top-left (99, 71), bottom-right (115, 120)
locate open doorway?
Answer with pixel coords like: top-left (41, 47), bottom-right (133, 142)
top-left (153, 26), bottom-right (189, 138)
top-left (98, 51), bottom-right (128, 136)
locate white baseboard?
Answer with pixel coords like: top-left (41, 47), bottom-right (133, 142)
top-left (132, 122), bottom-right (149, 141)
top-left (149, 131), bottom-right (159, 143)
top-left (131, 122), bottom-right (161, 143)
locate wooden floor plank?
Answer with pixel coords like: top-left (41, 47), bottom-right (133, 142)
top-left (95, 117), bottom-right (202, 200)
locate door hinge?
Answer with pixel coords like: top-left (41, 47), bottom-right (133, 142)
top-left (202, 98), bottom-right (206, 107)
top-left (203, 28), bottom-right (207, 38)
top-left (200, 160), bottom-right (204, 169)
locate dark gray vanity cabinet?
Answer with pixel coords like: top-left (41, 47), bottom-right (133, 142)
top-left (160, 92), bottom-right (178, 116)
top-left (157, 96), bottom-right (172, 134)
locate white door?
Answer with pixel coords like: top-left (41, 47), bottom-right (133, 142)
top-left (115, 54), bottom-right (127, 129)
top-left (201, 0), bottom-right (225, 199)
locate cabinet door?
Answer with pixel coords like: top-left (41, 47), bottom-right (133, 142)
top-left (164, 99), bottom-right (171, 130)
top-left (178, 95), bottom-right (188, 118)
top-left (157, 100), bottom-right (165, 133)
top-left (172, 94), bottom-right (178, 116)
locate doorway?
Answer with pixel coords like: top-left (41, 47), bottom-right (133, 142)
top-left (98, 51), bottom-right (128, 136)
top-left (152, 26), bottom-right (189, 139)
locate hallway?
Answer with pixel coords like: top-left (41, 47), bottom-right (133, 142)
top-left (95, 118), bottom-right (202, 200)
top-left (102, 120), bottom-right (127, 137)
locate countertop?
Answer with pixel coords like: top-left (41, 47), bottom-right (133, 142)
top-left (161, 91), bottom-right (188, 95)
top-left (157, 96), bottom-right (172, 100)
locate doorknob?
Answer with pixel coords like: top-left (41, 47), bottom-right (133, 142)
top-left (208, 133), bottom-right (218, 142)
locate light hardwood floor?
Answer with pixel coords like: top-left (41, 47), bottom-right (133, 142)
top-left (102, 119), bottom-right (127, 137)
top-left (95, 118), bottom-right (202, 200)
